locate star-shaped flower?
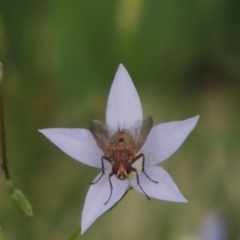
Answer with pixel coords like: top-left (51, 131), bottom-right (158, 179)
top-left (39, 64), bottom-right (199, 234)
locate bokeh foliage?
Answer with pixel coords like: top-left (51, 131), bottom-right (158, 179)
top-left (1, 0), bottom-right (240, 239)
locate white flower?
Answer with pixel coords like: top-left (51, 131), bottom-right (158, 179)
top-left (39, 64), bottom-right (199, 234)
top-left (199, 213), bottom-right (227, 240)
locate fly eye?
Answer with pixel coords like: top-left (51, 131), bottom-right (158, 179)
top-left (124, 163), bottom-right (132, 174)
top-left (112, 163), bottom-right (119, 174)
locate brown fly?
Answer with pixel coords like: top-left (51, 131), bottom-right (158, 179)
top-left (90, 116), bottom-right (158, 205)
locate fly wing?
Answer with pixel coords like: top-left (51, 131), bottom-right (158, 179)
top-left (131, 116), bottom-right (153, 153)
top-left (90, 120), bottom-right (113, 156)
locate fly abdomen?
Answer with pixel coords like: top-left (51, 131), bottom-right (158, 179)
top-left (119, 137), bottom-right (124, 142)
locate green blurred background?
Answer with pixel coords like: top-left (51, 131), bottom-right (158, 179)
top-left (0, 0), bottom-right (240, 239)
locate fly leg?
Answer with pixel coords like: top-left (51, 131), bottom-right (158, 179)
top-left (91, 156), bottom-right (111, 185)
top-left (132, 153), bottom-right (158, 184)
top-left (104, 172), bottom-right (115, 205)
top-left (130, 166), bottom-right (150, 200)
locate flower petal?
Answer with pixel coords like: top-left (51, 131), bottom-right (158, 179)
top-left (81, 171), bottom-right (129, 234)
top-left (39, 128), bottom-right (103, 168)
top-left (130, 166), bottom-right (187, 202)
top-left (141, 116), bottom-right (199, 165)
top-left (106, 64), bottom-right (143, 129)
top-left (199, 213), bottom-right (227, 240)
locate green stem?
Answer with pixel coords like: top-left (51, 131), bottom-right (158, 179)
top-left (0, 62), bottom-right (10, 180)
top-left (66, 225), bottom-right (81, 240)
top-left (0, 224), bottom-right (6, 240)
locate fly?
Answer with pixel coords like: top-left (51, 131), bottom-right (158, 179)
top-left (90, 116), bottom-right (158, 205)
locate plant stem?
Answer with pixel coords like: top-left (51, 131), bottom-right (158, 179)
top-left (0, 62), bottom-right (10, 180)
top-left (66, 225), bottom-right (81, 240)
